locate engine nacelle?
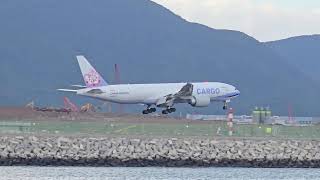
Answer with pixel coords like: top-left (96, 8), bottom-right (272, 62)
top-left (189, 96), bottom-right (210, 107)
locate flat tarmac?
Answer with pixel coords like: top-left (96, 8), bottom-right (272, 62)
top-left (0, 107), bottom-right (226, 138)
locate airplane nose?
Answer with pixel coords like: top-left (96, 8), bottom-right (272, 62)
top-left (234, 89), bottom-right (240, 96)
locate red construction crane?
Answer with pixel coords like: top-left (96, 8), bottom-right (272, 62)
top-left (63, 97), bottom-right (79, 112)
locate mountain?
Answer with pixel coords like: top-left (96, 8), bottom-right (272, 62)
top-left (265, 35), bottom-right (320, 83)
top-left (0, 0), bottom-right (319, 116)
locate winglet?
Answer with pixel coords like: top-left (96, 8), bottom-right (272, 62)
top-left (76, 56), bottom-right (108, 88)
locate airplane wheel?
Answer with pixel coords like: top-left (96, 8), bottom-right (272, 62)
top-left (142, 110), bottom-right (149, 114)
top-left (145, 108), bottom-right (156, 113)
top-left (162, 110), bottom-right (168, 114)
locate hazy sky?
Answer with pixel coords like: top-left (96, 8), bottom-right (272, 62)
top-left (151, 0), bottom-right (320, 42)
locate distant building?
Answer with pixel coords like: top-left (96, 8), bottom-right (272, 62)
top-left (186, 112), bottom-right (320, 126)
top-left (185, 114), bottom-right (253, 124)
top-left (252, 107), bottom-right (272, 124)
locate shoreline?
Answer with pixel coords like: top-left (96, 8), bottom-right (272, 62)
top-left (0, 135), bottom-right (319, 168)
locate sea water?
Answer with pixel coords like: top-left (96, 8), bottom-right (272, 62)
top-left (0, 167), bottom-right (319, 180)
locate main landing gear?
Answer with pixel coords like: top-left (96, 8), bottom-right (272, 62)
top-left (162, 107), bottom-right (176, 114)
top-left (142, 105), bottom-right (176, 115)
top-left (142, 107), bottom-right (157, 114)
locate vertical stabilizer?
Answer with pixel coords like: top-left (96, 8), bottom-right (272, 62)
top-left (76, 55), bottom-right (108, 88)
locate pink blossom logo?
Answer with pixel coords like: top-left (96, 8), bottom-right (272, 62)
top-left (84, 70), bottom-right (101, 87)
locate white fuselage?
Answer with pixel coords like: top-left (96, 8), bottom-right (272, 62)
top-left (77, 82), bottom-right (240, 105)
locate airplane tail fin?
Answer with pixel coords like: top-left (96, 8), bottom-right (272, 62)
top-left (76, 55), bottom-right (108, 88)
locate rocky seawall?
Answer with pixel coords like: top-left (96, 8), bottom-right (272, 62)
top-left (0, 135), bottom-right (319, 167)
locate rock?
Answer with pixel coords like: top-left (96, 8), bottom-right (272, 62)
top-left (32, 148), bottom-right (42, 154)
top-left (9, 140), bottom-right (19, 145)
top-left (168, 149), bottom-right (178, 156)
top-left (183, 141), bottom-right (191, 146)
top-left (15, 136), bottom-right (24, 140)
top-left (130, 139), bottom-right (140, 146)
top-left (57, 137), bottom-right (71, 143)
top-left (235, 141), bottom-right (244, 146)
top-left (177, 149), bottom-right (188, 154)
top-left (30, 136), bottom-right (39, 142)
top-left (0, 136), bottom-right (318, 167)
top-left (127, 145), bottom-right (134, 153)
top-left (193, 152), bottom-right (201, 158)
top-left (210, 140), bottom-right (219, 145)
top-left (46, 142), bottom-right (53, 148)
top-left (149, 140), bottom-right (157, 145)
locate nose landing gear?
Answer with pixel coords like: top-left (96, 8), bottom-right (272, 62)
top-left (223, 104), bottom-right (228, 110)
top-left (223, 100), bottom-right (230, 110)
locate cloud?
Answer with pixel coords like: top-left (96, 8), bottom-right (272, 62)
top-left (151, 0), bottom-right (320, 41)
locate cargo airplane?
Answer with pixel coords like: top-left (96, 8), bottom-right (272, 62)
top-left (58, 56), bottom-right (240, 114)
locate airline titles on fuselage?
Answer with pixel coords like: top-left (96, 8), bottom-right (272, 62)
top-left (196, 88), bottom-right (220, 95)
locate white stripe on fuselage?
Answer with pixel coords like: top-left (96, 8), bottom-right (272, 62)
top-left (77, 82), bottom-right (237, 105)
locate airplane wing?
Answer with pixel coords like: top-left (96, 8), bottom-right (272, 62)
top-left (174, 83), bottom-right (193, 97)
top-left (156, 83), bottom-right (193, 107)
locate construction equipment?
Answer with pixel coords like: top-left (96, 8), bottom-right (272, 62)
top-left (29, 97), bottom-right (78, 113)
top-left (80, 103), bottom-right (95, 112)
top-left (25, 101), bottom-right (35, 109)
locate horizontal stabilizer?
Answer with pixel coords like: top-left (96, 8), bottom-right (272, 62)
top-left (71, 85), bottom-right (87, 88)
top-left (57, 89), bottom-right (78, 93)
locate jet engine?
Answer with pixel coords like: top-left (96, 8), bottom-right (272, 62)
top-left (189, 96), bottom-right (210, 107)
